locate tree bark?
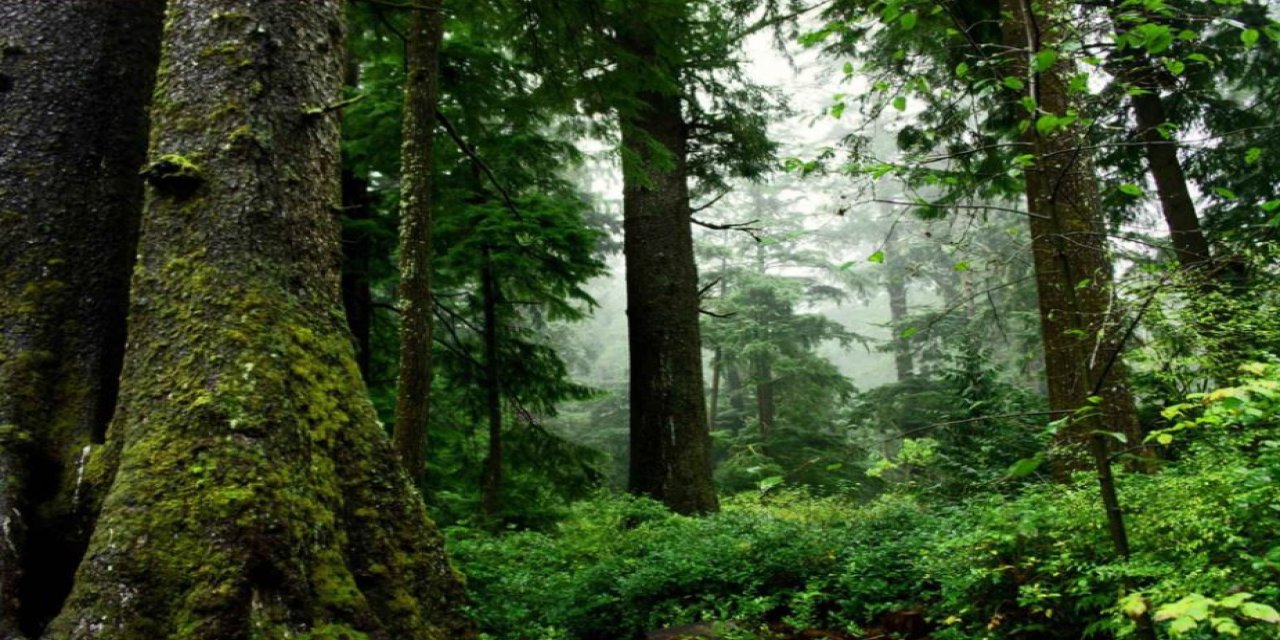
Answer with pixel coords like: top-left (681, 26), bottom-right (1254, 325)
top-left (618, 15), bottom-right (718, 515)
top-left (998, 0), bottom-right (1145, 471)
top-left (393, 0), bottom-right (445, 486)
top-left (43, 2), bottom-right (471, 637)
top-left (0, 2), bottom-right (163, 636)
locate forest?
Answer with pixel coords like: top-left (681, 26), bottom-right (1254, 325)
top-left (1, 0), bottom-right (1278, 638)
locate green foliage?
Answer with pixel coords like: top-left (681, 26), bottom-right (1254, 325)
top-left (450, 360), bottom-right (1280, 639)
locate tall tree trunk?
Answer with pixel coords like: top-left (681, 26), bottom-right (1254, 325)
top-left (708, 348), bottom-right (723, 431)
top-left (998, 0), bottom-right (1145, 471)
top-left (1128, 90), bottom-right (1212, 270)
top-left (884, 232), bottom-right (914, 381)
top-left (341, 170), bottom-right (375, 382)
top-left (618, 18), bottom-right (718, 515)
top-left (0, 2), bottom-right (163, 636)
top-left (481, 250), bottom-right (503, 519)
top-left (44, 2), bottom-right (471, 637)
top-left (998, 5), bottom-right (1157, 637)
top-left (1103, 9), bottom-right (1212, 272)
top-left (725, 363), bottom-right (747, 432)
top-left (393, 0), bottom-right (444, 485)
top-left (754, 358), bottom-right (776, 440)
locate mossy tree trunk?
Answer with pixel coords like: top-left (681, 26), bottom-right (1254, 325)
top-left (618, 10), bottom-right (719, 516)
top-left (393, 0), bottom-right (445, 487)
top-left (0, 2), bottom-right (163, 636)
top-left (43, 1), bottom-right (471, 637)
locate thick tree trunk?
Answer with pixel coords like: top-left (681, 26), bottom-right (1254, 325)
top-left (393, 1), bottom-right (445, 486)
top-left (44, 2), bottom-right (471, 637)
top-left (341, 170), bottom-right (375, 382)
top-left (481, 251), bottom-right (503, 519)
top-left (619, 21), bottom-right (718, 514)
top-left (0, 2), bottom-right (163, 636)
top-left (999, 0), bottom-right (1145, 472)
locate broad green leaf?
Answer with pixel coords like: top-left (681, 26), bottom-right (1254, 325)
top-left (953, 260), bottom-right (971, 272)
top-left (868, 250), bottom-right (886, 263)
top-left (1119, 183), bottom-right (1145, 196)
top-left (1003, 76), bottom-right (1025, 91)
top-left (1007, 455), bottom-right (1044, 478)
top-left (956, 61), bottom-right (970, 77)
top-left (1240, 602), bottom-right (1280, 623)
top-left (1242, 28), bottom-right (1260, 47)
top-left (892, 96), bottom-right (907, 111)
top-left (1033, 50), bottom-right (1058, 72)
top-left (900, 12), bottom-right (918, 30)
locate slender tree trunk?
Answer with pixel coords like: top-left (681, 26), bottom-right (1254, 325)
top-left (618, 17), bottom-right (718, 515)
top-left (884, 233), bottom-right (914, 382)
top-left (44, 2), bottom-right (471, 637)
top-left (998, 0), bottom-right (1145, 470)
top-left (1128, 91), bottom-right (1211, 269)
top-left (0, 3), bottom-right (163, 636)
top-left (393, 0), bottom-right (445, 485)
top-left (1103, 9), bottom-right (1212, 272)
top-left (481, 250), bottom-right (503, 519)
top-left (725, 363), bottom-right (747, 432)
top-left (754, 358), bottom-right (776, 440)
top-left (341, 170), bottom-right (375, 382)
top-left (708, 348), bottom-right (723, 431)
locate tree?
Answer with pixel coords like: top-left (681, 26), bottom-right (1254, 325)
top-left (616, 3), bottom-right (720, 515)
top-left (996, 0), bottom-right (1146, 468)
top-left (393, 0), bottom-right (445, 486)
top-left (0, 1), bottom-right (163, 635)
top-left (43, 2), bottom-right (470, 636)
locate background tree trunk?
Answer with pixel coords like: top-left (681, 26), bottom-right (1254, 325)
top-left (0, 2), bottom-right (163, 636)
top-left (44, 2), bottom-right (471, 637)
top-left (481, 250), bottom-right (503, 519)
top-left (393, 0), bottom-right (445, 486)
top-left (619, 20), bottom-right (718, 514)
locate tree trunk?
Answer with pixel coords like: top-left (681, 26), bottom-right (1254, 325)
top-left (708, 348), bottom-right (723, 432)
top-left (44, 2), bottom-right (471, 637)
top-left (393, 0), bottom-right (444, 486)
top-left (618, 18), bottom-right (718, 515)
top-left (998, 0), bottom-right (1145, 471)
top-left (341, 170), bottom-right (375, 382)
top-left (1103, 9), bottom-right (1212, 272)
top-left (725, 363), bottom-right (747, 432)
top-left (0, 2), bottom-right (163, 636)
top-left (481, 250), bottom-right (503, 519)
top-left (885, 233), bottom-right (914, 382)
top-left (1128, 91), bottom-right (1212, 270)
top-left (754, 358), bottom-right (776, 440)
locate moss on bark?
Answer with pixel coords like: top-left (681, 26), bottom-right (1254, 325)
top-left (43, 2), bottom-right (471, 638)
